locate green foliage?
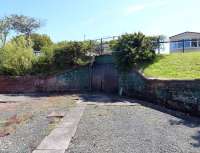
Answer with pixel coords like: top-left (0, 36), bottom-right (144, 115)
top-left (109, 39), bottom-right (118, 49)
top-left (30, 33), bottom-right (53, 51)
top-left (55, 41), bottom-right (69, 48)
top-left (112, 32), bottom-right (156, 72)
top-left (0, 14), bottom-right (41, 47)
top-left (31, 41), bottom-right (93, 74)
top-left (31, 46), bottom-right (54, 74)
top-left (53, 41), bottom-right (90, 70)
top-left (11, 35), bottom-right (33, 48)
top-left (142, 52), bottom-right (200, 79)
top-left (0, 36), bottom-right (35, 75)
top-left (0, 16), bottom-right (12, 48)
top-left (9, 14), bottom-right (41, 36)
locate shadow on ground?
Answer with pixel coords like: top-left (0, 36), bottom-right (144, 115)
top-left (79, 93), bottom-right (200, 149)
top-left (1, 92), bottom-right (200, 148)
top-left (169, 118), bottom-right (200, 148)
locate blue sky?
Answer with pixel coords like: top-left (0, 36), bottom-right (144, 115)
top-left (0, 0), bottom-right (200, 42)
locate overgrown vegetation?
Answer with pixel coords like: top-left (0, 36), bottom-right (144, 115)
top-left (30, 33), bottom-right (53, 51)
top-left (0, 36), bottom-right (35, 75)
top-left (111, 32), bottom-right (156, 72)
top-left (0, 14), bottom-right (40, 48)
top-left (0, 14), bottom-right (93, 76)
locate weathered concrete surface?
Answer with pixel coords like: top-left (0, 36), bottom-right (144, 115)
top-left (32, 103), bottom-right (86, 153)
top-left (33, 150), bottom-right (65, 153)
top-left (66, 103), bottom-right (200, 153)
top-left (119, 70), bottom-right (200, 116)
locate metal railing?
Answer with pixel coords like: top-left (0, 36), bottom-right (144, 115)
top-left (87, 36), bottom-right (200, 55)
top-left (87, 36), bottom-right (119, 55)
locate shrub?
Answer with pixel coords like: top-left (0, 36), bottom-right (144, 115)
top-left (31, 46), bottom-right (55, 74)
top-left (53, 41), bottom-right (91, 70)
top-left (112, 32), bottom-right (156, 72)
top-left (30, 33), bottom-right (53, 51)
top-left (0, 36), bottom-right (34, 75)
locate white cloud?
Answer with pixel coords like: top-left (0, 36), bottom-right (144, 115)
top-left (124, 4), bottom-right (145, 16)
top-left (123, 0), bottom-right (169, 16)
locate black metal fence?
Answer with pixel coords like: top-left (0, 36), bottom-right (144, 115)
top-left (88, 36), bottom-right (200, 55)
top-left (87, 36), bottom-right (119, 55)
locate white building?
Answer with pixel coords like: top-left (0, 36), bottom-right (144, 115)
top-left (169, 32), bottom-right (200, 53)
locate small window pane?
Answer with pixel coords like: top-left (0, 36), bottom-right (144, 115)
top-left (184, 40), bottom-right (191, 48)
top-left (171, 42), bottom-right (177, 50)
top-left (191, 39), bottom-right (197, 47)
top-left (178, 42), bottom-right (183, 48)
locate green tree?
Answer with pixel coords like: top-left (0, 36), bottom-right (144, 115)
top-left (0, 35), bottom-right (35, 75)
top-left (0, 14), bottom-right (41, 48)
top-left (149, 35), bottom-right (166, 54)
top-left (30, 33), bottom-right (53, 51)
top-left (112, 32), bottom-right (156, 72)
top-left (0, 16), bottom-right (12, 48)
top-left (9, 14), bottom-right (41, 46)
top-left (31, 45), bottom-right (55, 74)
top-left (53, 41), bottom-right (90, 69)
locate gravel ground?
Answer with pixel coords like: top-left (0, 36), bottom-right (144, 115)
top-left (66, 104), bottom-right (200, 153)
top-left (0, 94), bottom-right (77, 153)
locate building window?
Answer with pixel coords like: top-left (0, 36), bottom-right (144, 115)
top-left (171, 42), bottom-right (177, 50)
top-left (177, 41), bottom-right (183, 48)
top-left (191, 39), bottom-right (198, 47)
top-left (184, 39), bottom-right (191, 48)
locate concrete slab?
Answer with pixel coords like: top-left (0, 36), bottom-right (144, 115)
top-left (36, 128), bottom-right (72, 150)
top-left (32, 149), bottom-right (65, 153)
top-left (32, 104), bottom-right (86, 153)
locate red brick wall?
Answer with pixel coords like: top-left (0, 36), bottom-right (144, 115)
top-left (0, 76), bottom-right (48, 93)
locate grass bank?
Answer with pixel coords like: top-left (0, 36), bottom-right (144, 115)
top-left (141, 52), bottom-right (200, 79)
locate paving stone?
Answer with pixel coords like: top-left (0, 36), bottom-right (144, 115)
top-left (33, 104), bottom-right (86, 152)
top-left (37, 127), bottom-right (72, 150)
top-left (32, 149), bottom-right (65, 153)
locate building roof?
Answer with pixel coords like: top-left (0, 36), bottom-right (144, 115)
top-left (169, 31), bottom-right (200, 39)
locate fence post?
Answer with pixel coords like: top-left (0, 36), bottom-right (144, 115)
top-left (100, 38), bottom-right (103, 54)
top-left (157, 37), bottom-right (160, 54)
top-left (90, 40), bottom-right (92, 54)
top-left (182, 39), bottom-right (185, 53)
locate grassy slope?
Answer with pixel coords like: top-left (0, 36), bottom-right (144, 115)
top-left (142, 52), bottom-right (200, 79)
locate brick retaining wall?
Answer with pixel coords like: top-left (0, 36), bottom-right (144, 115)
top-left (0, 66), bottom-right (91, 93)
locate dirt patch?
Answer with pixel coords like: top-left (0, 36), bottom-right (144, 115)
top-left (0, 94), bottom-right (78, 153)
top-left (0, 113), bottom-right (33, 137)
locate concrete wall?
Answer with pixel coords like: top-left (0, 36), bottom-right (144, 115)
top-left (119, 70), bottom-right (200, 116)
top-left (0, 55), bottom-right (117, 94)
top-left (0, 54), bottom-right (200, 116)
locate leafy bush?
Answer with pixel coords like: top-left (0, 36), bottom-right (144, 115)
top-left (31, 46), bottom-right (55, 74)
top-left (0, 36), bottom-right (35, 75)
top-left (30, 33), bottom-right (53, 51)
top-left (112, 32), bottom-right (156, 72)
top-left (53, 41), bottom-right (91, 70)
